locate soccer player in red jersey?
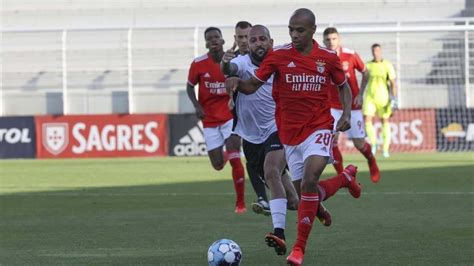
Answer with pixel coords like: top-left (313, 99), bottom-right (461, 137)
top-left (226, 9), bottom-right (362, 265)
top-left (323, 27), bottom-right (381, 183)
top-left (186, 27), bottom-right (246, 214)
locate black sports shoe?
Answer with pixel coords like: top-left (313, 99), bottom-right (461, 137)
top-left (251, 198), bottom-right (271, 216)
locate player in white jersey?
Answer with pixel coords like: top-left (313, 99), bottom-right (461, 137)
top-left (221, 25), bottom-right (331, 256)
top-left (230, 21), bottom-right (272, 214)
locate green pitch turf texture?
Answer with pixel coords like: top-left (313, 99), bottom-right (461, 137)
top-left (1, 153), bottom-right (473, 265)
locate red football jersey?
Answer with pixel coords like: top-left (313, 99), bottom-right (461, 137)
top-left (329, 47), bottom-right (365, 110)
top-left (255, 41), bottom-right (347, 145)
top-left (188, 53), bottom-right (233, 128)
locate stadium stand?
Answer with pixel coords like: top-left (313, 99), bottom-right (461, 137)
top-left (1, 0), bottom-right (472, 115)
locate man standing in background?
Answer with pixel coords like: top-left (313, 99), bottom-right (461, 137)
top-left (360, 43), bottom-right (398, 158)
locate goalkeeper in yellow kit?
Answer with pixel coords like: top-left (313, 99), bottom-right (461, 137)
top-left (358, 43), bottom-right (397, 158)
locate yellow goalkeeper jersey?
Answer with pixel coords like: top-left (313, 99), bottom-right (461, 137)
top-left (365, 59), bottom-right (396, 105)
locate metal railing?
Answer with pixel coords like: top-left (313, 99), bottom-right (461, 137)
top-left (1, 18), bottom-right (473, 116)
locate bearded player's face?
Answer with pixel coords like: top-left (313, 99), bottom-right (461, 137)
top-left (249, 29), bottom-right (273, 62)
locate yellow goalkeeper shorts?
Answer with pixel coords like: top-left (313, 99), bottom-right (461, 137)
top-left (363, 98), bottom-right (392, 119)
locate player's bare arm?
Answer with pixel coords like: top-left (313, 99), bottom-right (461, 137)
top-left (355, 69), bottom-right (369, 107)
top-left (186, 83), bottom-right (205, 119)
top-left (336, 81), bottom-right (352, 132)
top-left (221, 42), bottom-right (238, 75)
top-left (225, 76), bottom-right (264, 95)
top-left (389, 79), bottom-right (397, 98)
top-left (389, 78), bottom-right (398, 110)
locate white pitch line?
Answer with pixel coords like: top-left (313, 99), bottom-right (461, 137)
top-left (1, 191), bottom-right (473, 197)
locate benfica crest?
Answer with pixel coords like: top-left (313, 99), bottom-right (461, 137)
top-left (316, 61), bottom-right (326, 74)
top-left (342, 61), bottom-right (350, 71)
top-left (42, 123), bottom-right (69, 155)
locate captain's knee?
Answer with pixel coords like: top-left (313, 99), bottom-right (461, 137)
top-left (264, 168), bottom-right (280, 183)
top-left (353, 140), bottom-right (365, 150)
top-left (301, 178), bottom-right (318, 191)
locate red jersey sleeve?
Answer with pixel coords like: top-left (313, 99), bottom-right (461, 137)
top-left (330, 55), bottom-right (347, 86)
top-left (353, 52), bottom-right (366, 72)
top-left (254, 51), bottom-right (277, 82)
top-left (187, 61), bottom-right (199, 86)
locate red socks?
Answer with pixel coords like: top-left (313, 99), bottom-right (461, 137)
top-left (318, 173), bottom-right (349, 201)
top-left (358, 142), bottom-right (374, 161)
top-left (227, 151), bottom-right (245, 206)
top-left (332, 145), bottom-right (344, 174)
top-left (294, 193), bottom-right (319, 252)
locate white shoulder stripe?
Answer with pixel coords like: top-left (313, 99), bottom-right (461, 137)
top-left (273, 43), bottom-right (292, 51)
top-left (318, 46), bottom-right (337, 54)
top-left (194, 54), bottom-right (208, 63)
top-left (336, 79), bottom-right (348, 87)
top-left (342, 47), bottom-right (355, 54)
top-left (252, 72), bottom-right (265, 83)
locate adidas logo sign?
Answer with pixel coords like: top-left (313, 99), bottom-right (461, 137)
top-left (173, 122), bottom-right (207, 156)
top-left (287, 61), bottom-right (296, 68)
top-left (203, 72), bottom-right (211, 78)
top-left (300, 216), bottom-right (311, 225)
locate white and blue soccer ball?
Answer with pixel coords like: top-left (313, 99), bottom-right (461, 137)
top-left (207, 239), bottom-right (242, 266)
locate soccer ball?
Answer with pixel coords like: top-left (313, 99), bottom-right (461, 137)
top-left (207, 239), bottom-right (242, 266)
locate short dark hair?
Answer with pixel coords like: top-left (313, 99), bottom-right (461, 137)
top-left (235, 21), bottom-right (252, 29)
top-left (204, 27), bottom-right (222, 38)
top-left (371, 43), bottom-right (381, 49)
top-left (250, 24), bottom-right (271, 38)
top-left (291, 8), bottom-right (316, 26)
top-left (323, 27), bottom-right (338, 36)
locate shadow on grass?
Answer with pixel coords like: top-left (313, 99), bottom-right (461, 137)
top-left (1, 163), bottom-right (473, 265)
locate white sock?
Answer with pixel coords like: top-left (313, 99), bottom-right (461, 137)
top-left (269, 198), bottom-right (287, 230)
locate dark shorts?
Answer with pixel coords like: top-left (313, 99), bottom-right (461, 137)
top-left (231, 91), bottom-right (239, 131)
top-left (242, 131), bottom-right (283, 179)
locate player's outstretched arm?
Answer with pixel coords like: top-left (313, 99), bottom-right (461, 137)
top-left (186, 83), bottom-right (205, 119)
top-left (221, 62), bottom-right (239, 76)
top-left (389, 79), bottom-right (397, 98)
top-left (336, 81), bottom-right (352, 132)
top-left (225, 76), bottom-right (264, 95)
top-left (221, 42), bottom-right (238, 76)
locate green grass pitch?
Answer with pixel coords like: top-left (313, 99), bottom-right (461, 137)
top-left (1, 153), bottom-right (473, 265)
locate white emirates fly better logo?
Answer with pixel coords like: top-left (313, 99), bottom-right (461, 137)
top-left (174, 121), bottom-right (207, 156)
top-left (285, 73), bottom-right (327, 92)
